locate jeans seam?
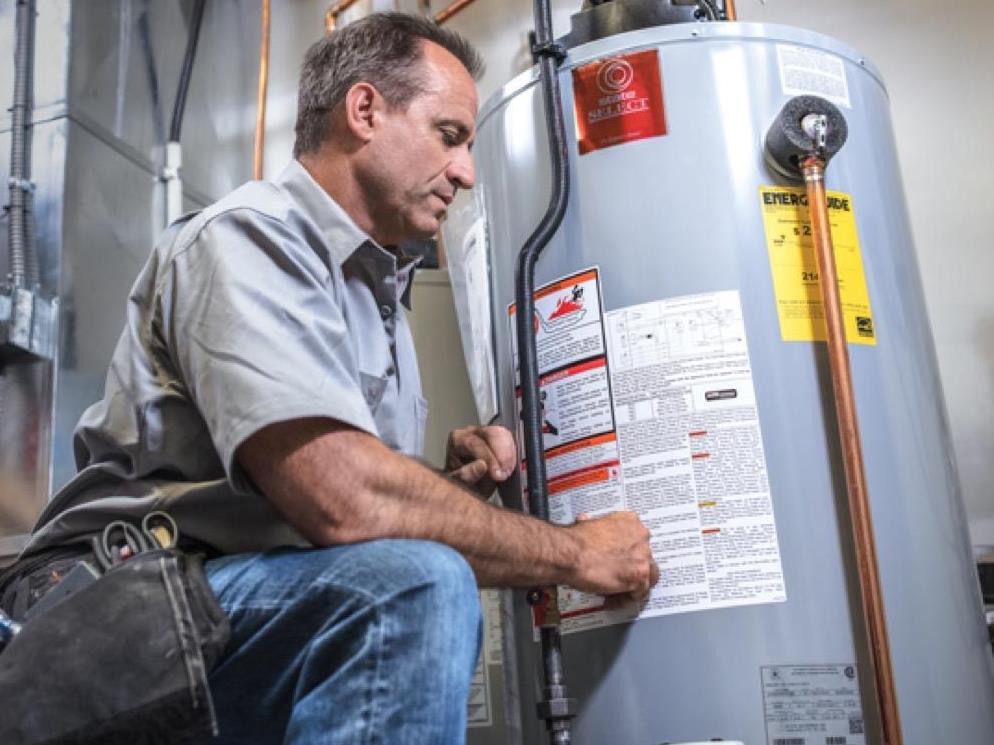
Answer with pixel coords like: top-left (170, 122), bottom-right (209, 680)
top-left (363, 601), bottom-right (386, 745)
top-left (219, 576), bottom-right (431, 616)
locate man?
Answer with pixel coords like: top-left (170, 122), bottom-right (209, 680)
top-left (13, 13), bottom-right (657, 744)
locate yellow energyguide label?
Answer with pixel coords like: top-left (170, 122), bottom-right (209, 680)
top-left (759, 186), bottom-right (876, 346)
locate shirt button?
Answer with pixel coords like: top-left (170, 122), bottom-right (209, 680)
top-left (379, 304), bottom-right (393, 320)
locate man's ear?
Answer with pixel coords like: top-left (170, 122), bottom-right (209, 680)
top-left (343, 82), bottom-right (381, 144)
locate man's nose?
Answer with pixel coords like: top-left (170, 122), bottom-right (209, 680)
top-left (448, 147), bottom-right (475, 190)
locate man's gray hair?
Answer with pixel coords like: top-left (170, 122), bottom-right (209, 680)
top-left (293, 12), bottom-right (484, 158)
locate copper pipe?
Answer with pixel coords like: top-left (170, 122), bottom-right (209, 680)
top-left (802, 155), bottom-right (904, 745)
top-left (435, 0), bottom-right (478, 25)
top-left (326, 0), bottom-right (363, 33)
top-left (253, 0), bottom-right (270, 180)
top-left (724, 0), bottom-right (737, 20)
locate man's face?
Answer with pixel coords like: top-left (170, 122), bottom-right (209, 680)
top-left (359, 42), bottom-right (478, 245)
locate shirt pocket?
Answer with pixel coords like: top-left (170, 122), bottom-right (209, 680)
top-left (359, 371), bottom-right (388, 412)
top-left (414, 395), bottom-right (429, 457)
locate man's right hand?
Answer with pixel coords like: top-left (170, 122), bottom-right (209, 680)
top-left (566, 511), bottom-right (659, 604)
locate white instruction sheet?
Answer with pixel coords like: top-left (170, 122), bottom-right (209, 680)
top-left (513, 283), bottom-right (786, 634)
top-left (762, 664), bottom-right (866, 745)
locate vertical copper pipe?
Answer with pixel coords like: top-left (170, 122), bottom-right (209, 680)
top-left (724, 0), bottom-right (737, 20)
top-left (253, 0), bottom-right (270, 180)
top-left (803, 155), bottom-right (904, 745)
top-left (435, 0), bottom-right (478, 25)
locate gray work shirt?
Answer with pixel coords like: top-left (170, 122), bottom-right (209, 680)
top-left (25, 160), bottom-right (426, 556)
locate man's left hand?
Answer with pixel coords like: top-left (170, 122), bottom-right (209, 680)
top-left (445, 425), bottom-right (517, 497)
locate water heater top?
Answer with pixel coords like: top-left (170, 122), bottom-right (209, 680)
top-left (477, 21), bottom-right (885, 128)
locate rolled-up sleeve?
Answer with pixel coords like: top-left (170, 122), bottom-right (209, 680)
top-left (156, 207), bottom-right (375, 490)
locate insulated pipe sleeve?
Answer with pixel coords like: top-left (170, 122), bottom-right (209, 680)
top-left (765, 95), bottom-right (848, 179)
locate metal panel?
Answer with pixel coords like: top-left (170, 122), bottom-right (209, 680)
top-left (66, 0), bottom-right (258, 202)
top-left (1, 0), bottom-right (263, 553)
top-left (50, 120), bottom-right (154, 491)
top-left (0, 116), bottom-right (67, 546)
top-left (473, 22), bottom-right (994, 745)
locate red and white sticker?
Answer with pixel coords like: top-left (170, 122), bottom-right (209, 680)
top-left (572, 49), bottom-right (667, 155)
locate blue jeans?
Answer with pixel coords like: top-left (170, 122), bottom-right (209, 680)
top-left (201, 539), bottom-right (482, 744)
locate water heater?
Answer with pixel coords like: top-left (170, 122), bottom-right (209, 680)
top-left (452, 17), bottom-right (994, 745)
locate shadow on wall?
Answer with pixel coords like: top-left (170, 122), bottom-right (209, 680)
top-left (969, 315), bottom-right (994, 547)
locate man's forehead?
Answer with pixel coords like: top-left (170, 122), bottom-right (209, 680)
top-left (418, 41), bottom-right (479, 108)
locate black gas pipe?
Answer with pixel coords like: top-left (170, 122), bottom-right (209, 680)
top-left (515, 0), bottom-right (574, 741)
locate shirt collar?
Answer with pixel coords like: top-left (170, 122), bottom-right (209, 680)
top-left (275, 159), bottom-right (372, 267)
top-left (276, 160), bottom-right (422, 309)
top-left (397, 253), bottom-right (422, 310)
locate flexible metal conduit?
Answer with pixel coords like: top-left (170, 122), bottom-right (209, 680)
top-left (516, 0), bottom-right (573, 743)
top-left (8, 0), bottom-right (38, 290)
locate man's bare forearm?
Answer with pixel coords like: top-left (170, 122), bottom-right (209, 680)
top-left (239, 418), bottom-right (581, 587)
top-left (240, 417), bottom-right (657, 597)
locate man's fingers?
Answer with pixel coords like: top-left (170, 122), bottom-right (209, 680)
top-left (480, 426), bottom-right (517, 476)
top-left (453, 458), bottom-right (489, 484)
top-left (466, 435), bottom-right (505, 478)
top-left (466, 426), bottom-right (516, 480)
top-left (448, 426), bottom-right (516, 481)
top-left (648, 557), bottom-right (660, 588)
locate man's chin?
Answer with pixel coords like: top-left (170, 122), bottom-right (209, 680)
top-left (407, 216), bottom-right (443, 242)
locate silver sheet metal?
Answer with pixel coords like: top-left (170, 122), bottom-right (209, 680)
top-left (472, 21), bottom-right (994, 745)
top-left (0, 0), bottom-right (260, 556)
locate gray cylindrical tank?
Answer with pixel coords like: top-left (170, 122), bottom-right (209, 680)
top-left (470, 21), bottom-right (994, 745)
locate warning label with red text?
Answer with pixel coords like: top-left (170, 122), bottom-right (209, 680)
top-left (573, 49), bottom-right (668, 155)
top-left (509, 267), bottom-right (625, 628)
top-left (508, 268), bottom-right (617, 485)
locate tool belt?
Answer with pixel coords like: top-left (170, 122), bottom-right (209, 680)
top-left (0, 517), bottom-right (230, 745)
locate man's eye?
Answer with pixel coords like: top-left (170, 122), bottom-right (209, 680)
top-left (440, 129), bottom-right (459, 146)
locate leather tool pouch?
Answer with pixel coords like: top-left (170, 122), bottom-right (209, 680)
top-left (0, 549), bottom-right (230, 745)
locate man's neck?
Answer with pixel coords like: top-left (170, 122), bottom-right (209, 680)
top-left (298, 151), bottom-right (382, 244)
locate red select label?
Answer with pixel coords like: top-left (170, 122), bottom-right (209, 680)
top-left (572, 49), bottom-right (667, 154)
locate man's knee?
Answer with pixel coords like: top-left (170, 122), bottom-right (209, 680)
top-left (388, 540), bottom-right (478, 608)
top-left (390, 540), bottom-right (481, 671)
top-left (321, 539), bottom-right (481, 673)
